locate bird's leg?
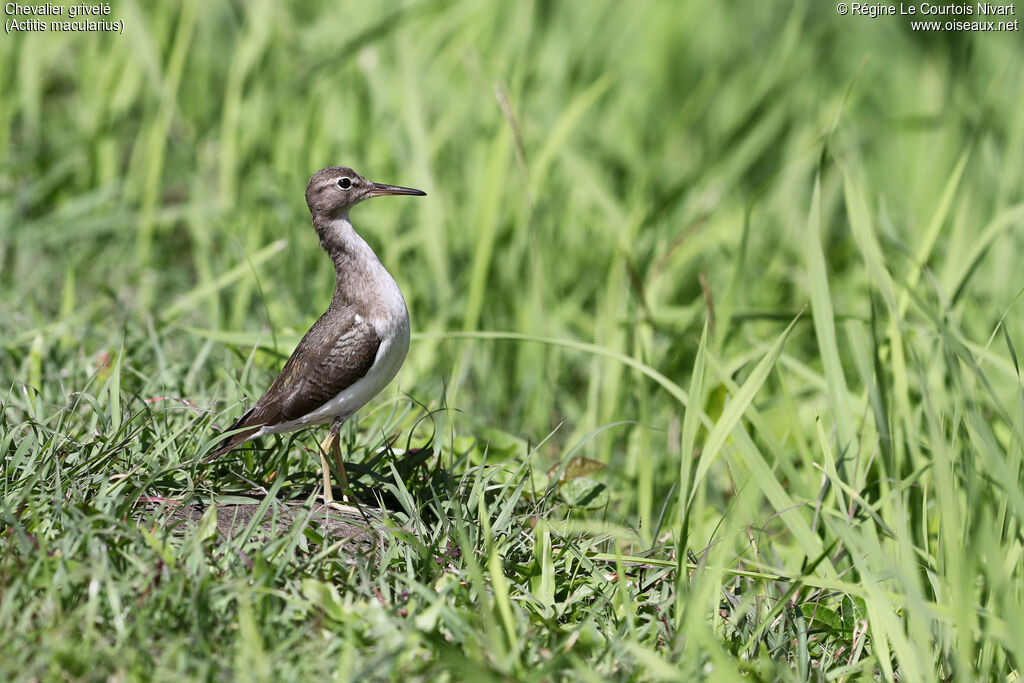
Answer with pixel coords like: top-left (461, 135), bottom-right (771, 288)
top-left (317, 432), bottom-right (336, 504)
top-left (318, 418), bottom-right (350, 503)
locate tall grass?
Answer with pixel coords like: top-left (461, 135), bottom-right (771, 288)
top-left (2, 1), bottom-right (1023, 679)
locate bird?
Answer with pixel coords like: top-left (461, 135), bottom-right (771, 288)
top-left (207, 166), bottom-right (425, 503)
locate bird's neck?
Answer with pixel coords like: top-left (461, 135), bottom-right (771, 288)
top-left (312, 213), bottom-right (398, 311)
top-left (313, 213), bottom-right (374, 270)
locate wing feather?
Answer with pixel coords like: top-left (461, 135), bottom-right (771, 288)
top-left (207, 306), bottom-right (381, 459)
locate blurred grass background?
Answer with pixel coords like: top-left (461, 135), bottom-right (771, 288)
top-left (2, 0), bottom-right (1023, 679)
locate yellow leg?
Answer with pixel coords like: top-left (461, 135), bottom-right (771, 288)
top-left (318, 432), bottom-right (336, 503)
top-left (318, 429), bottom-right (350, 503)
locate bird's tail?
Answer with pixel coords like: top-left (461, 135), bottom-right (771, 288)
top-left (204, 408), bottom-right (261, 462)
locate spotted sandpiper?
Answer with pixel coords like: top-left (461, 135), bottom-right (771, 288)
top-left (207, 166), bottom-right (425, 502)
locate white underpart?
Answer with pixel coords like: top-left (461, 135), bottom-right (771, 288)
top-left (254, 215), bottom-right (411, 437)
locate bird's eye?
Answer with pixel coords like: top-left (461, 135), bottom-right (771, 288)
top-left (337, 177), bottom-right (352, 189)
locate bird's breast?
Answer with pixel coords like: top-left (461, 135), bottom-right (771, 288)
top-left (368, 283), bottom-right (410, 384)
top-left (358, 269), bottom-right (410, 400)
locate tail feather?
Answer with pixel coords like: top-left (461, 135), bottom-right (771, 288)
top-left (205, 407), bottom-right (261, 462)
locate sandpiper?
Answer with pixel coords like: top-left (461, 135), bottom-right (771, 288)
top-left (207, 166), bottom-right (425, 502)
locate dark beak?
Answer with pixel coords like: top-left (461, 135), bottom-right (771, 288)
top-left (368, 182), bottom-right (426, 198)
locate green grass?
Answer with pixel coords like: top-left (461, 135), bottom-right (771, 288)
top-left (2, 1), bottom-right (1024, 679)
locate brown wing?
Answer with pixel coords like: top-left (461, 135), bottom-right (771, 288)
top-left (207, 306), bottom-right (380, 459)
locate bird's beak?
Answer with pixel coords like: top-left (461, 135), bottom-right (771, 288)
top-left (368, 182), bottom-right (427, 198)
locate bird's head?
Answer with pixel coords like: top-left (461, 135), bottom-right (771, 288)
top-left (305, 166), bottom-right (426, 218)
